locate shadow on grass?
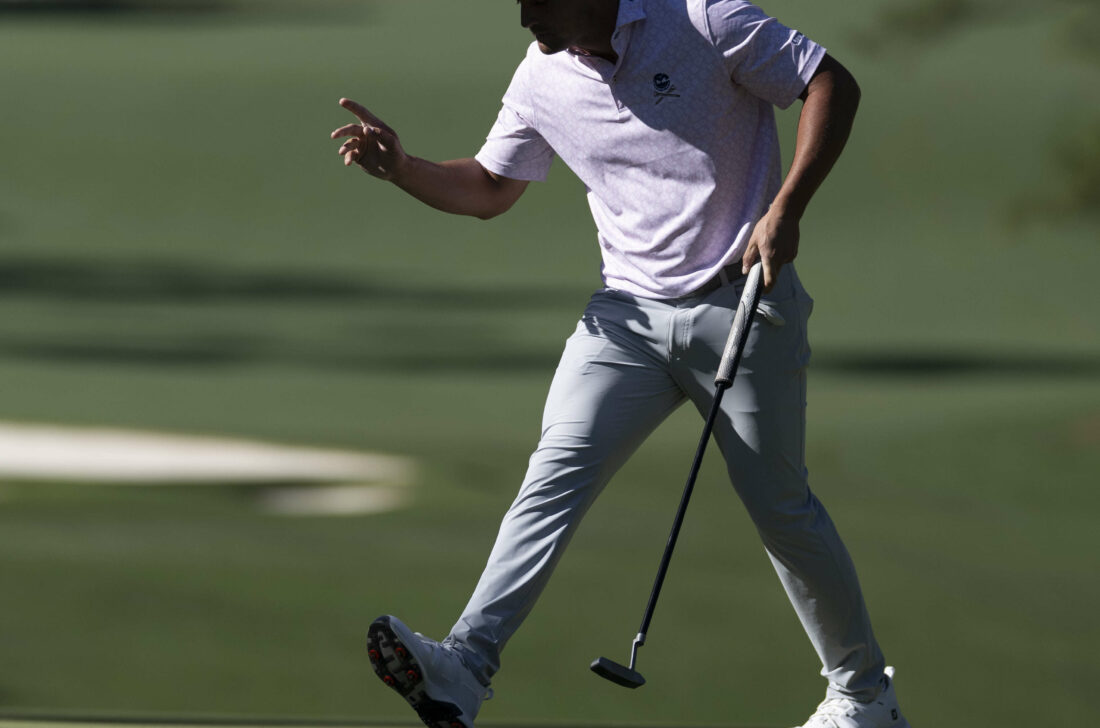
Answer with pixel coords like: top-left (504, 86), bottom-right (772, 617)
top-left (0, 336), bottom-right (561, 374)
top-left (0, 332), bottom-right (1097, 379)
top-left (0, 715), bottom-right (760, 728)
top-left (812, 350), bottom-right (1100, 379)
top-left (1, 256), bottom-right (1096, 377)
top-left (0, 0), bottom-right (370, 24)
top-left (0, 0), bottom-right (224, 13)
top-left (0, 256), bottom-right (589, 309)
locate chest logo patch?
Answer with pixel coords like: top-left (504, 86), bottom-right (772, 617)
top-left (653, 73), bottom-right (680, 105)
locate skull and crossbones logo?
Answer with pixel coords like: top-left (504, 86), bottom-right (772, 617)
top-left (653, 73), bottom-right (680, 104)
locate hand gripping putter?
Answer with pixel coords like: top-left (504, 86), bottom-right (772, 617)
top-left (590, 262), bottom-right (765, 689)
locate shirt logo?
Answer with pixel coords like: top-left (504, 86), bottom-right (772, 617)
top-left (653, 73), bottom-right (680, 105)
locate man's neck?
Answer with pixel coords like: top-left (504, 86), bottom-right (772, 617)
top-left (569, 45), bottom-right (618, 63)
top-left (572, 0), bottom-right (620, 62)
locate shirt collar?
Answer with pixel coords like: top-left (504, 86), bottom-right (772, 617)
top-left (616, 0), bottom-right (646, 29)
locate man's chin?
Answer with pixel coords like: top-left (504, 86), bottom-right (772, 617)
top-left (536, 39), bottom-right (566, 54)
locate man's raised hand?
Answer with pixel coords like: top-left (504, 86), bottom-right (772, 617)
top-left (331, 98), bottom-right (407, 181)
top-left (330, 98), bottom-right (528, 219)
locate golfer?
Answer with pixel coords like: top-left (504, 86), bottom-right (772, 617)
top-left (332, 1), bottom-right (909, 726)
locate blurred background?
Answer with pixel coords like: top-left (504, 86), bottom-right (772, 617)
top-left (1, 1), bottom-right (1097, 726)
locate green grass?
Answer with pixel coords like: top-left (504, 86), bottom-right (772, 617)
top-left (0, 721), bottom-right (409, 728)
top-left (0, 719), bottom-right (752, 728)
top-left (0, 1), bottom-right (1097, 727)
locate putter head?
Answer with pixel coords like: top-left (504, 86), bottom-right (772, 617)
top-left (590, 657), bottom-right (646, 688)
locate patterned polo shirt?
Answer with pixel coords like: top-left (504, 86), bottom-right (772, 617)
top-left (475, 0), bottom-right (826, 298)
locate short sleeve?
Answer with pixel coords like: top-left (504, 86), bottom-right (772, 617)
top-left (475, 58), bottom-right (556, 182)
top-left (704, 0), bottom-right (826, 109)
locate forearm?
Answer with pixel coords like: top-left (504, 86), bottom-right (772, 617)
top-left (332, 99), bottom-right (527, 220)
top-left (771, 56), bottom-right (861, 220)
top-left (392, 157), bottom-right (526, 220)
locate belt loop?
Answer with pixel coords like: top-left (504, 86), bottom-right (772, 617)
top-left (718, 267), bottom-right (730, 286)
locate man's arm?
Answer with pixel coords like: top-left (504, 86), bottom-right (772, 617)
top-left (331, 98), bottom-right (529, 221)
top-left (741, 54), bottom-right (861, 290)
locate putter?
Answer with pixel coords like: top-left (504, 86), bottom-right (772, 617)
top-left (590, 261), bottom-right (765, 689)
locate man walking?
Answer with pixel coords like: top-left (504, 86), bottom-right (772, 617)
top-left (331, 1), bottom-right (910, 727)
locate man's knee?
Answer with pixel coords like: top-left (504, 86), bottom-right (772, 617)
top-left (739, 479), bottom-right (829, 549)
top-left (515, 437), bottom-right (613, 510)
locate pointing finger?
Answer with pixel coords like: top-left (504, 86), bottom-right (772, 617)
top-left (340, 97), bottom-right (385, 128)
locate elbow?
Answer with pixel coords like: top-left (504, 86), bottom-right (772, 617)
top-left (472, 173), bottom-right (526, 220)
top-left (473, 202), bottom-right (511, 221)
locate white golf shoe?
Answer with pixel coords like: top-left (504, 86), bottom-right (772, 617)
top-left (367, 615), bottom-right (492, 728)
top-left (793, 666), bottom-right (910, 728)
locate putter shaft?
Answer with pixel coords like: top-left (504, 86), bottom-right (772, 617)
top-left (591, 263), bottom-right (764, 689)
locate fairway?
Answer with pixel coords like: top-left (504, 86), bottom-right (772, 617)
top-left (0, 719), bottom-right (405, 728)
top-left (0, 1), bottom-right (1097, 728)
top-left (0, 718), bottom-right (763, 728)
top-left (0, 720), bottom-right (389, 728)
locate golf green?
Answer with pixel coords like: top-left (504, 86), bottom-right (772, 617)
top-left (0, 1), bottom-right (1096, 727)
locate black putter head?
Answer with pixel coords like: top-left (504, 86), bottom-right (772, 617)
top-left (590, 656), bottom-right (646, 688)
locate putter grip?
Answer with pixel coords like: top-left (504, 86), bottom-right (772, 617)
top-left (715, 262), bottom-right (763, 387)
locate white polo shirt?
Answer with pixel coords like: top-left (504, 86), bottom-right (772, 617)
top-left (475, 0), bottom-right (825, 298)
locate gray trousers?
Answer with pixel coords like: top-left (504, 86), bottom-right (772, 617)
top-left (445, 265), bottom-right (885, 700)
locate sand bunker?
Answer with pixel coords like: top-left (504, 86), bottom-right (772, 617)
top-left (0, 421), bottom-right (415, 516)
